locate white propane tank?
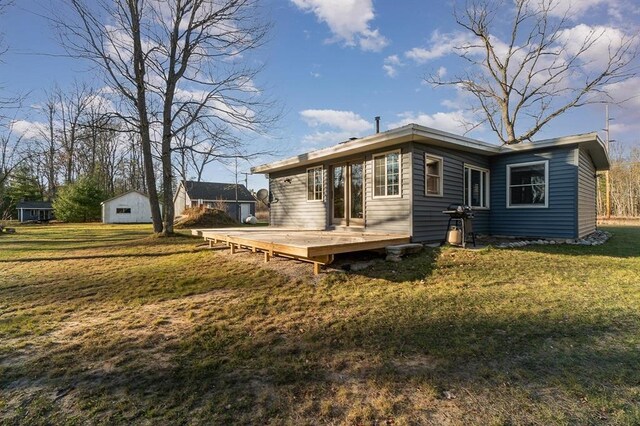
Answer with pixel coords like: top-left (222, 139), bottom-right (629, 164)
top-left (245, 215), bottom-right (258, 224)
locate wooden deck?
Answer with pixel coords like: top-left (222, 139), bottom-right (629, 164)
top-left (191, 227), bottom-right (411, 274)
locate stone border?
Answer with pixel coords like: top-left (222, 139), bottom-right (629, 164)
top-left (494, 230), bottom-right (611, 248)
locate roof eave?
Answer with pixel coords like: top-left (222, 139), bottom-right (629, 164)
top-left (251, 124), bottom-right (501, 174)
top-left (498, 132), bottom-right (610, 171)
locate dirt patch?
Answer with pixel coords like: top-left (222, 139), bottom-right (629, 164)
top-left (174, 206), bottom-right (238, 229)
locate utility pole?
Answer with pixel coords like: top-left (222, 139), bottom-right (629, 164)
top-left (605, 105), bottom-right (612, 219)
top-left (234, 157), bottom-right (240, 222)
top-left (240, 172), bottom-right (250, 190)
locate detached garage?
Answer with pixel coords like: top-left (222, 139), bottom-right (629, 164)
top-left (102, 190), bottom-right (153, 223)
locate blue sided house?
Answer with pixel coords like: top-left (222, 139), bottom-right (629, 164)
top-left (251, 124), bottom-right (608, 242)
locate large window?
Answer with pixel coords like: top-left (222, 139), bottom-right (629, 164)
top-left (507, 160), bottom-right (548, 208)
top-left (373, 150), bottom-right (400, 197)
top-left (307, 166), bottom-right (323, 201)
top-left (464, 165), bottom-right (490, 208)
top-left (425, 154), bottom-right (443, 196)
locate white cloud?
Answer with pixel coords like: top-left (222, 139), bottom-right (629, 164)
top-left (557, 24), bottom-right (637, 71)
top-left (387, 111), bottom-right (476, 135)
top-left (603, 76), bottom-right (640, 107)
top-left (543, 0), bottom-right (611, 19)
top-left (405, 31), bottom-right (475, 63)
top-left (310, 71), bottom-right (321, 78)
top-left (383, 54), bottom-right (403, 77)
top-left (10, 120), bottom-right (48, 140)
top-left (290, 0), bottom-right (388, 51)
top-left (299, 109), bottom-right (371, 145)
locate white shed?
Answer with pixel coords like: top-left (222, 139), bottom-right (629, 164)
top-left (101, 190), bottom-right (153, 223)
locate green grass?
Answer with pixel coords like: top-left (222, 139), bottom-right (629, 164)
top-left (1, 223), bottom-right (640, 425)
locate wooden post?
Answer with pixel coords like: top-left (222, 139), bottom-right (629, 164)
top-left (264, 251), bottom-right (270, 262)
top-left (313, 262), bottom-right (321, 275)
top-left (208, 240), bottom-right (213, 248)
top-left (230, 243), bottom-right (236, 254)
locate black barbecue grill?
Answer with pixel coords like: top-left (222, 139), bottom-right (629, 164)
top-left (442, 203), bottom-right (476, 248)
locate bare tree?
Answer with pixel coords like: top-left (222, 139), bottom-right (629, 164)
top-left (54, 0), bottom-right (275, 235)
top-left (0, 124), bottom-right (26, 188)
top-left (428, 0), bottom-right (639, 144)
top-left (172, 121), bottom-right (245, 182)
top-left (56, 82), bottom-right (95, 183)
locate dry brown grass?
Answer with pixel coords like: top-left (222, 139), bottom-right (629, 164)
top-left (1, 223), bottom-right (640, 424)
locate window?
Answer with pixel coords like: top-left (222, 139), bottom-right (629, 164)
top-left (307, 166), bottom-right (323, 201)
top-left (464, 165), bottom-right (490, 208)
top-left (373, 150), bottom-right (401, 197)
top-left (507, 160), bottom-right (548, 208)
top-left (425, 154), bottom-right (443, 196)
top-left (116, 207), bottom-right (132, 214)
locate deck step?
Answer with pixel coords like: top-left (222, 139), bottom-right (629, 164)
top-left (385, 243), bottom-right (423, 262)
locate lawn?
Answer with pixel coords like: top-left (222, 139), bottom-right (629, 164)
top-left (1, 223), bottom-right (639, 425)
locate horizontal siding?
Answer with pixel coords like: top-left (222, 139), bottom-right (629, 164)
top-left (577, 147), bottom-right (597, 237)
top-left (489, 146), bottom-right (579, 239)
top-left (363, 145), bottom-right (412, 234)
top-left (412, 143), bottom-right (490, 242)
top-left (268, 144), bottom-right (412, 235)
top-left (269, 166), bottom-right (328, 228)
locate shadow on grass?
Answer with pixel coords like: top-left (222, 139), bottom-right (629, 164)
top-left (0, 250), bottom-right (204, 263)
top-left (2, 297), bottom-right (638, 423)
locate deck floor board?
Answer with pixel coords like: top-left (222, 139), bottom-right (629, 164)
top-left (192, 227), bottom-right (411, 270)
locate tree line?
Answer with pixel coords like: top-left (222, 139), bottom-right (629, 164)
top-left (1, 0), bottom-right (275, 229)
top-left (598, 146), bottom-right (640, 218)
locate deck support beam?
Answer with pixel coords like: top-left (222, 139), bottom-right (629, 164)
top-left (197, 228), bottom-right (410, 274)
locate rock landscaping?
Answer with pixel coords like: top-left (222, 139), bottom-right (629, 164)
top-left (493, 230), bottom-right (611, 248)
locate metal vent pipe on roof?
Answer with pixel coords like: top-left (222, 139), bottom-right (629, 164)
top-left (375, 116), bottom-right (380, 133)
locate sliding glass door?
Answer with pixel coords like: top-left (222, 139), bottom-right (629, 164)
top-left (332, 161), bottom-right (364, 226)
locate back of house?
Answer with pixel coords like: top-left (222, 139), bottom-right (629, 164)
top-left (252, 124), bottom-right (608, 242)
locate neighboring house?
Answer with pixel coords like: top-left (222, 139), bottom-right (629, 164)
top-left (251, 124), bottom-right (609, 241)
top-left (173, 180), bottom-right (256, 221)
top-left (16, 201), bottom-right (54, 223)
top-left (101, 190), bottom-right (153, 224)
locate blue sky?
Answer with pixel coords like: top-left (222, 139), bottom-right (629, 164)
top-left (2, 0), bottom-right (639, 190)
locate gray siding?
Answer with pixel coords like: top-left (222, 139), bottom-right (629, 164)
top-left (490, 146), bottom-right (578, 239)
top-left (268, 144), bottom-right (412, 235)
top-left (363, 145), bottom-right (412, 234)
top-left (412, 143), bottom-right (490, 242)
top-left (269, 166), bottom-right (328, 228)
top-left (577, 147), bottom-right (597, 237)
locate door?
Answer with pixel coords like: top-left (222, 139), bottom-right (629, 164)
top-left (240, 203), bottom-right (251, 221)
top-left (332, 162), bottom-right (364, 226)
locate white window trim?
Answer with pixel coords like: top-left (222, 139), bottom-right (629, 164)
top-left (506, 160), bottom-right (549, 209)
top-left (306, 166), bottom-right (324, 202)
top-left (464, 164), bottom-right (490, 209)
top-left (372, 149), bottom-right (402, 199)
top-left (425, 153), bottom-right (444, 197)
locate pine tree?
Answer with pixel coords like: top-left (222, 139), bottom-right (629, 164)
top-left (53, 176), bottom-right (104, 222)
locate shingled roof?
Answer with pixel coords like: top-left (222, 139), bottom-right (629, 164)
top-left (16, 201), bottom-right (53, 209)
top-left (181, 181), bottom-right (255, 202)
